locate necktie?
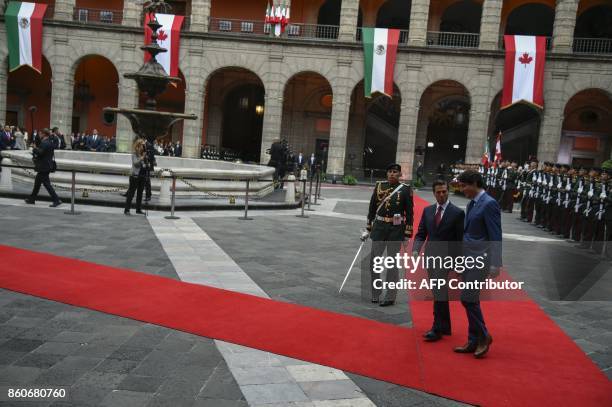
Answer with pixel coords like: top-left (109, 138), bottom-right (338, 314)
top-left (466, 200), bottom-right (475, 217)
top-left (434, 205), bottom-right (443, 226)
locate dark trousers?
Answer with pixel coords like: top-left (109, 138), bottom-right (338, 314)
top-left (572, 211), bottom-right (584, 242)
top-left (526, 196), bottom-right (536, 222)
top-left (606, 220), bottom-right (612, 259)
top-left (460, 267), bottom-right (488, 344)
top-left (561, 206), bottom-right (573, 238)
top-left (125, 176), bottom-right (144, 212)
top-left (520, 193), bottom-right (529, 219)
top-left (30, 171), bottom-right (60, 203)
top-left (581, 211), bottom-right (596, 247)
top-left (427, 268), bottom-right (451, 333)
top-left (370, 222), bottom-right (404, 302)
top-left (592, 216), bottom-right (606, 254)
top-left (501, 189), bottom-right (514, 211)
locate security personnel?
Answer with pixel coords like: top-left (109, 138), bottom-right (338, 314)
top-left (548, 164), bottom-right (564, 233)
top-left (605, 169), bottom-right (612, 260)
top-left (367, 163), bottom-right (414, 306)
top-left (521, 160), bottom-right (537, 221)
top-left (592, 169), bottom-right (609, 254)
top-left (501, 161), bottom-right (518, 213)
top-left (579, 167), bottom-right (601, 249)
top-left (559, 165), bottom-right (575, 238)
top-left (534, 162), bottom-right (550, 227)
top-left (524, 160), bottom-right (539, 223)
top-left (571, 166), bottom-right (589, 242)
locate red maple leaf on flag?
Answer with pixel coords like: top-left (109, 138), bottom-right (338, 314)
top-left (157, 29), bottom-right (168, 42)
top-left (518, 52), bottom-right (532, 67)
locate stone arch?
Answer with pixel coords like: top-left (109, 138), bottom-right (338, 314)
top-left (5, 55), bottom-right (53, 131)
top-left (376, 0), bottom-right (412, 30)
top-left (346, 80), bottom-right (402, 177)
top-left (203, 51), bottom-right (268, 85)
top-left (502, 1), bottom-right (556, 37)
top-left (416, 80), bottom-right (471, 177)
top-left (280, 71), bottom-right (334, 164)
top-left (559, 88), bottom-right (612, 166)
top-left (203, 67), bottom-right (266, 162)
top-left (71, 55), bottom-right (120, 138)
top-left (439, 0), bottom-right (483, 33)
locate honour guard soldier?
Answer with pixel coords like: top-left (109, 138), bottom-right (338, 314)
top-left (534, 162), bottom-right (549, 227)
top-left (579, 167), bottom-right (601, 249)
top-left (501, 161), bottom-right (518, 213)
top-left (367, 163), bottom-right (414, 306)
top-left (591, 169), bottom-right (609, 254)
top-left (571, 166), bottom-right (589, 242)
top-left (605, 169), bottom-right (612, 260)
top-left (559, 165), bottom-right (575, 238)
top-left (521, 160), bottom-right (537, 221)
top-left (549, 164), bottom-right (565, 233)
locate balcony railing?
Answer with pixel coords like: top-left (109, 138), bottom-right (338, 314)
top-left (139, 15), bottom-right (190, 30)
top-left (73, 8), bottom-right (123, 25)
top-left (573, 38), bottom-right (612, 54)
top-left (426, 31), bottom-right (479, 48)
top-left (355, 28), bottom-right (409, 45)
top-left (208, 18), bottom-right (340, 41)
top-left (499, 35), bottom-right (552, 51)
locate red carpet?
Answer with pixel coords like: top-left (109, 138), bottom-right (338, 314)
top-left (0, 196), bottom-right (610, 405)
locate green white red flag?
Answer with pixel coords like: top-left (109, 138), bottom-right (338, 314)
top-left (362, 27), bottom-right (400, 97)
top-left (4, 1), bottom-right (48, 72)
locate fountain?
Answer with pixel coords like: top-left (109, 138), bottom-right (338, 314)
top-left (1, 0), bottom-right (276, 205)
top-left (103, 0), bottom-right (197, 143)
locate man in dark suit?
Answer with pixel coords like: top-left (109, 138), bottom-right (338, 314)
top-left (25, 128), bottom-right (62, 207)
top-left (455, 170), bottom-right (503, 358)
top-left (413, 179), bottom-right (465, 342)
top-left (87, 129), bottom-right (102, 152)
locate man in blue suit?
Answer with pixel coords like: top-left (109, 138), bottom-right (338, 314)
top-left (456, 170), bottom-right (503, 358)
top-left (414, 179), bottom-right (465, 342)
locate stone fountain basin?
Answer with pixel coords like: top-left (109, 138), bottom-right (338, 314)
top-left (1, 150), bottom-right (275, 199)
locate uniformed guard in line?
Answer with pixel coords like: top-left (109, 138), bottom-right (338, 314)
top-left (367, 163), bottom-right (414, 306)
top-left (570, 165), bottom-right (588, 242)
top-left (522, 160), bottom-right (539, 222)
top-left (591, 169), bottom-right (609, 254)
top-left (579, 167), bottom-right (602, 250)
top-left (500, 160), bottom-right (518, 213)
top-left (559, 165), bottom-right (575, 238)
top-left (605, 169), bottom-right (612, 260)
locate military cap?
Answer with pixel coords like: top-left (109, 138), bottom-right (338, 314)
top-left (562, 164), bottom-right (570, 170)
top-left (604, 168), bottom-right (612, 175)
top-left (554, 163), bottom-right (561, 168)
top-left (591, 167), bottom-right (601, 173)
top-left (386, 163), bottom-right (402, 172)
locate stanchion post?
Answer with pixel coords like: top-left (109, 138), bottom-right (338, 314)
top-left (370, 169), bottom-right (374, 185)
top-left (306, 174), bottom-right (315, 211)
top-left (296, 178), bottom-right (309, 218)
top-left (316, 168), bottom-right (323, 201)
top-left (239, 178), bottom-right (253, 220)
top-left (64, 169), bottom-right (81, 215)
top-left (164, 175), bottom-right (180, 220)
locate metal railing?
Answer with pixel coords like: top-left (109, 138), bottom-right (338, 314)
top-left (573, 37), bottom-right (612, 54)
top-left (73, 7), bottom-right (123, 25)
top-left (355, 27), bottom-right (409, 45)
top-left (208, 17), bottom-right (340, 40)
top-left (139, 14), bottom-right (190, 30)
top-left (499, 35), bottom-right (552, 50)
top-left (426, 31), bottom-right (479, 48)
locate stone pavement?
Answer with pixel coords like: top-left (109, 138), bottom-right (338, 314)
top-left (0, 184), bottom-right (610, 406)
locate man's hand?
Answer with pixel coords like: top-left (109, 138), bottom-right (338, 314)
top-left (366, 224), bottom-right (372, 232)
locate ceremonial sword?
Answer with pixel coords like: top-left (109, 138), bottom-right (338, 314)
top-left (339, 229), bottom-right (370, 293)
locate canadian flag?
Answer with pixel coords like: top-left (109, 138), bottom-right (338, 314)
top-left (494, 132), bottom-right (502, 162)
top-left (144, 13), bottom-right (184, 77)
top-left (502, 35), bottom-right (546, 109)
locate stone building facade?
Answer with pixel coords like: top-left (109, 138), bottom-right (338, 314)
top-left (1, 0), bottom-right (611, 180)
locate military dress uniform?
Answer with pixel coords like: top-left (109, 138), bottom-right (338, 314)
top-left (591, 173), bottom-right (609, 254)
top-left (605, 174), bottom-right (612, 259)
top-left (559, 167), bottom-right (575, 238)
top-left (501, 165), bottom-right (517, 212)
top-left (367, 164), bottom-right (414, 306)
top-left (571, 172), bottom-right (588, 242)
top-left (579, 171), bottom-right (600, 249)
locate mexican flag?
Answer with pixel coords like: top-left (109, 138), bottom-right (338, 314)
top-left (502, 35), bottom-right (546, 109)
top-left (144, 13), bottom-right (184, 77)
top-left (4, 1), bottom-right (48, 72)
top-left (494, 132), bottom-right (503, 162)
top-left (482, 139), bottom-right (490, 167)
top-left (362, 28), bottom-right (400, 97)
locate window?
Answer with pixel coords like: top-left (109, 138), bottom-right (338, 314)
top-left (241, 22), bottom-right (254, 33)
top-left (100, 10), bottom-right (113, 23)
top-left (219, 20), bottom-right (232, 31)
top-left (77, 9), bottom-right (88, 22)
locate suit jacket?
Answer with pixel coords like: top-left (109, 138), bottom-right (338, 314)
top-left (0, 131), bottom-right (11, 150)
top-left (87, 135), bottom-right (101, 150)
top-left (413, 201), bottom-right (464, 260)
top-left (463, 191), bottom-right (503, 269)
top-left (32, 138), bottom-right (56, 173)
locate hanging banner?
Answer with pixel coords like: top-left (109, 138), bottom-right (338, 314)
top-left (144, 13), bottom-right (184, 77)
top-left (362, 27), bottom-right (400, 98)
top-left (5, 1), bottom-right (48, 72)
top-left (502, 35), bottom-right (546, 109)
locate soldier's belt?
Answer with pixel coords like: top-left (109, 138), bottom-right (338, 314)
top-left (375, 215), bottom-right (403, 223)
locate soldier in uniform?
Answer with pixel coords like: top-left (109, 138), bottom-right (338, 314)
top-left (571, 166), bottom-right (589, 243)
top-left (548, 164), bottom-right (564, 233)
top-left (501, 161), bottom-right (518, 213)
top-left (520, 160), bottom-right (537, 222)
top-left (534, 162), bottom-right (550, 227)
top-left (559, 165), bottom-right (575, 238)
top-left (591, 169), bottom-right (609, 255)
top-left (605, 169), bottom-right (612, 260)
top-left (367, 163), bottom-right (414, 306)
top-left (578, 167), bottom-right (601, 249)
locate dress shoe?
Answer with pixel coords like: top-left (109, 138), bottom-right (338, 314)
top-left (135, 210), bottom-right (145, 215)
top-left (49, 201), bottom-right (62, 208)
top-left (124, 210), bottom-right (131, 216)
top-left (454, 342), bottom-right (477, 353)
top-left (423, 330), bottom-right (442, 342)
top-left (379, 300), bottom-right (395, 307)
top-left (144, 196), bottom-right (151, 202)
top-left (24, 198), bottom-right (35, 204)
top-left (474, 334), bottom-right (493, 358)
